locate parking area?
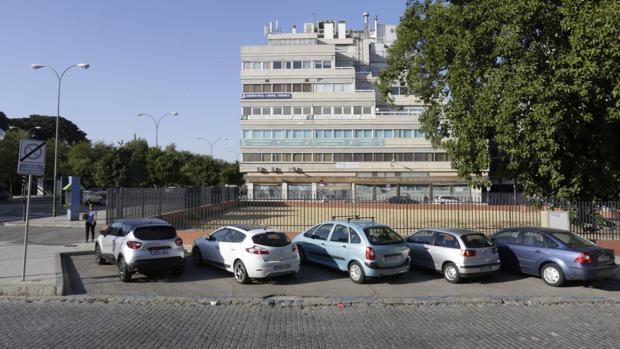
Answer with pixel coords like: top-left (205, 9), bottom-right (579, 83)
top-left (63, 252), bottom-right (620, 299)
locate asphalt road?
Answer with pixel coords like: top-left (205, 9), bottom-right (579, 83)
top-left (0, 197), bottom-right (66, 223)
top-left (0, 298), bottom-right (619, 348)
top-left (63, 252), bottom-right (620, 299)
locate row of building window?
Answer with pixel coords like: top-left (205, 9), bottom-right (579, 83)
top-left (242, 83), bottom-right (353, 93)
top-left (241, 106), bottom-right (373, 117)
top-left (243, 152), bottom-right (449, 163)
top-left (242, 129), bottom-right (426, 139)
top-left (242, 60), bottom-right (332, 70)
top-left (268, 38), bottom-right (317, 46)
top-left (254, 183), bottom-right (469, 201)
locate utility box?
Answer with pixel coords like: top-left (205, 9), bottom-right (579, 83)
top-left (64, 176), bottom-right (82, 221)
top-left (541, 210), bottom-right (570, 231)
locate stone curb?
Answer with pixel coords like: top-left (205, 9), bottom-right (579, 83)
top-left (56, 250), bottom-right (94, 296)
top-left (2, 294), bottom-right (620, 308)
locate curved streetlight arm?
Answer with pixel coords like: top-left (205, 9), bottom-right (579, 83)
top-left (137, 112), bottom-right (178, 147)
top-left (197, 136), bottom-right (228, 157)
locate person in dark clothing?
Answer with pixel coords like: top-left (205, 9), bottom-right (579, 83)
top-left (85, 204), bottom-right (97, 242)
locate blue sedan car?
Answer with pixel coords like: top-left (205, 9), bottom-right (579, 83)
top-left (292, 217), bottom-right (410, 283)
top-left (491, 227), bottom-right (617, 286)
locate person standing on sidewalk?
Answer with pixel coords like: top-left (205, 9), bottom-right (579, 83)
top-left (85, 204), bottom-right (97, 242)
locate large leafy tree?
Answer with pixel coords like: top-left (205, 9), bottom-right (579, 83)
top-left (380, 0), bottom-right (620, 200)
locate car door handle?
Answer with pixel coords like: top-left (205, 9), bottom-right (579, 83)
top-left (535, 250), bottom-right (543, 254)
top-left (215, 246), bottom-right (220, 250)
top-left (321, 243), bottom-right (325, 246)
top-left (342, 245), bottom-right (346, 248)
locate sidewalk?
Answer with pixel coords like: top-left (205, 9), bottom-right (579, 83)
top-left (0, 241), bottom-right (92, 296)
top-left (2, 210), bottom-right (107, 228)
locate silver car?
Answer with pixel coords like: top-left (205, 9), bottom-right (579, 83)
top-left (95, 218), bottom-right (186, 282)
top-left (406, 228), bottom-right (500, 283)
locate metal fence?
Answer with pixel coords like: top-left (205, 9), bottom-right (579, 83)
top-left (105, 186), bottom-right (239, 228)
top-left (192, 197), bottom-right (544, 236)
top-left (105, 189), bottom-right (620, 240)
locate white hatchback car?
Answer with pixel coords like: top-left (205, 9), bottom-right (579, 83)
top-left (191, 225), bottom-right (300, 284)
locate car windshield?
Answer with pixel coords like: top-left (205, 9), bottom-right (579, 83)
top-left (363, 226), bottom-right (404, 245)
top-left (252, 232), bottom-right (290, 247)
top-left (550, 231), bottom-right (595, 248)
top-left (133, 226), bottom-right (176, 240)
top-left (462, 234), bottom-right (493, 248)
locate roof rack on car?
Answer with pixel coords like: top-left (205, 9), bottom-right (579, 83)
top-left (331, 215), bottom-right (375, 222)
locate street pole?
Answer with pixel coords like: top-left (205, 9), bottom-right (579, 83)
top-left (197, 137), bottom-right (228, 157)
top-left (137, 112), bottom-right (179, 147)
top-left (21, 174), bottom-right (32, 281)
top-left (32, 63), bottom-right (90, 217)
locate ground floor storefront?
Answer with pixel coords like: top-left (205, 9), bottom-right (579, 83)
top-left (246, 178), bottom-right (480, 202)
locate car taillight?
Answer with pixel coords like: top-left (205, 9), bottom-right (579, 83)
top-left (246, 246), bottom-right (270, 255)
top-left (365, 247), bottom-right (375, 260)
top-left (292, 243), bottom-right (297, 252)
top-left (126, 240), bottom-right (142, 249)
top-left (461, 249), bottom-right (476, 257)
top-left (175, 238), bottom-right (183, 246)
top-left (575, 252), bottom-right (592, 264)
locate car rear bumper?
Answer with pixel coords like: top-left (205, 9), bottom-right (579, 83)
top-left (364, 258), bottom-right (411, 277)
top-left (130, 256), bottom-right (184, 272)
top-left (459, 262), bottom-right (501, 276)
top-left (566, 264), bottom-right (618, 280)
top-left (248, 260), bottom-right (300, 279)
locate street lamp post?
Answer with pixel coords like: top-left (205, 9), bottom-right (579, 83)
top-left (197, 137), bottom-right (228, 157)
top-left (137, 112), bottom-right (179, 147)
top-left (32, 63), bottom-right (90, 217)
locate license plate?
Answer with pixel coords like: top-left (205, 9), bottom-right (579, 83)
top-left (384, 256), bottom-right (400, 263)
top-left (480, 266), bottom-right (492, 272)
top-left (598, 255), bottom-right (611, 262)
top-left (150, 249), bottom-right (169, 256)
top-left (274, 264), bottom-right (289, 271)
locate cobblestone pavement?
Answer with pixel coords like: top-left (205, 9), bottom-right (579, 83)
top-left (0, 297), bottom-right (618, 348)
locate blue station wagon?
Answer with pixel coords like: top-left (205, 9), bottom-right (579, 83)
top-left (292, 217), bottom-right (410, 283)
top-left (491, 227), bottom-right (617, 286)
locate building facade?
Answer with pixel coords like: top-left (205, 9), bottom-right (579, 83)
top-left (240, 15), bottom-right (478, 201)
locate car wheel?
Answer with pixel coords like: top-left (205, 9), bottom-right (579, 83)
top-left (541, 263), bottom-right (565, 287)
top-left (443, 262), bottom-right (461, 284)
top-left (192, 247), bottom-right (203, 266)
top-left (118, 256), bottom-right (132, 282)
top-left (94, 243), bottom-right (105, 265)
top-left (173, 261), bottom-right (185, 277)
top-left (233, 260), bottom-right (250, 284)
top-left (348, 261), bottom-right (366, 284)
top-left (298, 246), bottom-right (306, 263)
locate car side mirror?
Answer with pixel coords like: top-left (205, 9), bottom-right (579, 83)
top-left (206, 235), bottom-right (214, 241)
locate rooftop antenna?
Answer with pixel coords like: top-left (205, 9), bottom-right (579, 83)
top-left (275, 19), bottom-right (280, 32)
top-left (363, 12), bottom-right (369, 37)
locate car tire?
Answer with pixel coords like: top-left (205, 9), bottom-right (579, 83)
top-left (192, 247), bottom-right (203, 266)
top-left (443, 262), bottom-right (461, 284)
top-left (94, 243), bottom-right (105, 265)
top-left (173, 262), bottom-right (185, 277)
top-left (233, 260), bottom-right (250, 284)
top-left (348, 261), bottom-right (366, 284)
top-left (298, 246), bottom-right (306, 263)
top-left (118, 256), bottom-right (132, 282)
top-left (541, 263), bottom-right (565, 287)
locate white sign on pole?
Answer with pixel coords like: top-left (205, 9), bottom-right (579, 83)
top-left (17, 139), bottom-right (46, 176)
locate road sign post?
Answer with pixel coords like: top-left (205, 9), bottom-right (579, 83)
top-left (17, 139), bottom-right (46, 282)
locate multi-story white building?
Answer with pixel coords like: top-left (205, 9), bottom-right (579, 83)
top-left (240, 14), bottom-right (478, 201)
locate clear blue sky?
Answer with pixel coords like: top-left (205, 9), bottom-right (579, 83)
top-left (0, 0), bottom-right (407, 161)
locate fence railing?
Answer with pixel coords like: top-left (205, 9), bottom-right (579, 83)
top-left (105, 191), bottom-right (620, 240)
top-left (105, 186), bottom-right (239, 228)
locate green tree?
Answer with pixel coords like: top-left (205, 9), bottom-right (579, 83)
top-left (10, 115), bottom-right (87, 145)
top-left (380, 0), bottom-right (620, 200)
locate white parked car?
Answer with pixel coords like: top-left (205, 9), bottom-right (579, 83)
top-left (432, 195), bottom-right (462, 204)
top-left (191, 225), bottom-right (300, 284)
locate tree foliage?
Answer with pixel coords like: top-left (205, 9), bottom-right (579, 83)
top-left (379, 0), bottom-right (620, 200)
top-left (0, 113), bottom-right (242, 193)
